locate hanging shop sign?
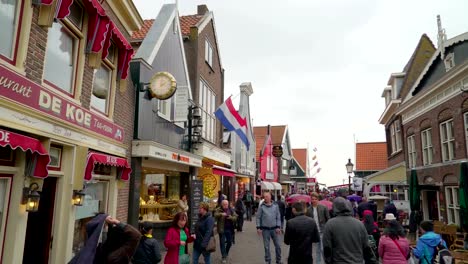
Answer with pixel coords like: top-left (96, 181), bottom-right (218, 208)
top-left (272, 145), bottom-right (283, 157)
top-left (0, 65), bottom-right (124, 142)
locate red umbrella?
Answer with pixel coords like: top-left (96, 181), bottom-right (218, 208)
top-left (286, 194), bottom-right (311, 204)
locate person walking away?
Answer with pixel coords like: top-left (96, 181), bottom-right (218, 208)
top-left (284, 202), bottom-right (294, 221)
top-left (235, 196), bottom-right (246, 232)
top-left (176, 194), bottom-right (189, 214)
top-left (193, 202), bottom-right (215, 264)
top-left (413, 221), bottom-right (447, 264)
top-left (284, 202), bottom-right (320, 264)
top-left (322, 197), bottom-right (376, 264)
top-left (69, 215), bottom-right (141, 264)
top-left (378, 220), bottom-right (409, 264)
top-left (276, 195), bottom-right (286, 231)
top-left (305, 192), bottom-right (330, 264)
top-left (163, 212), bottom-right (195, 264)
top-left (362, 212), bottom-right (380, 257)
top-left (215, 200), bottom-right (238, 263)
top-left (243, 190), bottom-right (254, 221)
top-left (133, 222), bottom-right (162, 264)
top-left (368, 200), bottom-right (378, 221)
top-left (383, 200), bottom-right (398, 220)
top-left (256, 191), bottom-right (283, 264)
top-left (357, 197), bottom-right (369, 219)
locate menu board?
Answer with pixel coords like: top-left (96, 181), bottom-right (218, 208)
top-left (190, 180), bottom-right (203, 231)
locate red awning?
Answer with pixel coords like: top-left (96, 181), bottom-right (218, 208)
top-left (55, 0), bottom-right (74, 19)
top-left (0, 128), bottom-right (50, 178)
top-left (212, 166), bottom-right (236, 177)
top-left (83, 0), bottom-right (110, 53)
top-left (55, 0), bottom-right (134, 79)
top-left (84, 152), bottom-right (131, 181)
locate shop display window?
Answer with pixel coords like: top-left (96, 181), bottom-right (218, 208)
top-left (0, 147), bottom-right (14, 166)
top-left (139, 173), bottom-right (180, 222)
top-left (72, 181), bottom-right (109, 256)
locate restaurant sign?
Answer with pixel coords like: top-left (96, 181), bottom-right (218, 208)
top-left (0, 65), bottom-right (124, 142)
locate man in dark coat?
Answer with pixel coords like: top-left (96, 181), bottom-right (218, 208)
top-left (284, 202), bottom-right (320, 264)
top-left (276, 195), bottom-right (286, 231)
top-left (132, 222), bottom-right (161, 264)
top-left (193, 202), bottom-right (215, 264)
top-left (357, 197), bottom-right (369, 219)
top-left (323, 197), bottom-right (376, 264)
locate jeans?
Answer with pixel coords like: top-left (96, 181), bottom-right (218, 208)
top-left (262, 229), bottom-right (282, 264)
top-left (192, 247), bottom-right (211, 264)
top-left (246, 204), bottom-right (252, 221)
top-left (219, 230), bottom-right (233, 258)
top-left (313, 233), bottom-right (323, 264)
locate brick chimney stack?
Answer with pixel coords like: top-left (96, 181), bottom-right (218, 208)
top-left (197, 5), bottom-right (209, 15)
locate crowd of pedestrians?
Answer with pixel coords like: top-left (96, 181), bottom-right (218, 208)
top-left (68, 189), bottom-right (454, 264)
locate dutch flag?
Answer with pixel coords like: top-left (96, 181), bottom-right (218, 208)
top-left (214, 96), bottom-right (250, 150)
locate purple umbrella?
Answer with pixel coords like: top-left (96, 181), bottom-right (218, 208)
top-left (346, 194), bottom-right (362, 203)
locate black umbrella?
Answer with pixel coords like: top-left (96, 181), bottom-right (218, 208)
top-left (459, 162), bottom-right (468, 230)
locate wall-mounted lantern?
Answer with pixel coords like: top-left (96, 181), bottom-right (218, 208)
top-left (22, 182), bottom-right (41, 212)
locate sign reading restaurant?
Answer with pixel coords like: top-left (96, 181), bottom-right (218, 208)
top-left (0, 65), bottom-right (124, 142)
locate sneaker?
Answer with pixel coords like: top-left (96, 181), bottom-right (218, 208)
top-left (222, 257), bottom-right (227, 263)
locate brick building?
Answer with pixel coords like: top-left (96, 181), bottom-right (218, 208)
top-left (0, 0), bottom-right (142, 262)
top-left (380, 18), bottom-right (468, 225)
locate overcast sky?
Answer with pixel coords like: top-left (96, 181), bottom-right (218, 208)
top-left (133, 0), bottom-right (467, 186)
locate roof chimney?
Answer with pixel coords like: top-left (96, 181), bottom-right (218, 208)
top-left (267, 125), bottom-right (271, 135)
top-left (197, 5), bottom-right (209, 15)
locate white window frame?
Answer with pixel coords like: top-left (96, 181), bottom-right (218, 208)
top-left (198, 79), bottom-right (216, 143)
top-left (421, 128), bottom-right (433, 165)
top-left (407, 135), bottom-right (416, 168)
top-left (445, 186), bottom-right (460, 225)
top-left (158, 98), bottom-right (172, 121)
top-left (440, 119), bottom-right (455, 162)
top-left (205, 39), bottom-right (213, 67)
top-left (390, 120), bottom-right (402, 153)
top-left (267, 155), bottom-right (271, 171)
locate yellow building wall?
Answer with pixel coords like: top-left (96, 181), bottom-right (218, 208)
top-left (367, 165), bottom-right (406, 182)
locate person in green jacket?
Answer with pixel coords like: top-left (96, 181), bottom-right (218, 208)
top-left (214, 200), bottom-right (238, 263)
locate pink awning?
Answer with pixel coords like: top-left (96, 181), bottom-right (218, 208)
top-left (55, 0), bottom-right (74, 19)
top-left (84, 152), bottom-right (131, 181)
top-left (212, 167), bottom-right (235, 177)
top-left (0, 128), bottom-right (50, 178)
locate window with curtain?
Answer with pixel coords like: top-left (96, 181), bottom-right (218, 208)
top-left (91, 43), bottom-right (116, 115)
top-left (43, 3), bottom-right (83, 95)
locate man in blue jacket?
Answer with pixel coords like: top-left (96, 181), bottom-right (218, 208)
top-left (256, 191), bottom-right (282, 264)
top-left (413, 221), bottom-right (447, 264)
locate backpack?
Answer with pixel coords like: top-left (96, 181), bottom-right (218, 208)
top-left (426, 240), bottom-right (453, 264)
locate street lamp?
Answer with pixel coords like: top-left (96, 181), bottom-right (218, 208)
top-left (345, 158), bottom-right (354, 194)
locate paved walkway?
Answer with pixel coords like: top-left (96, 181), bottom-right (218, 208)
top-left (161, 219), bottom-right (290, 264)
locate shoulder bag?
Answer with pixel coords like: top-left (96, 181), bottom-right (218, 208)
top-left (391, 238), bottom-right (410, 261)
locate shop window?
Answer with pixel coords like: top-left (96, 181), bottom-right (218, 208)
top-left (0, 0), bottom-right (21, 62)
top-left (139, 173), bottom-right (179, 222)
top-left (199, 79), bottom-right (216, 142)
top-left (0, 176), bottom-right (11, 261)
top-left (421, 128), bottom-right (433, 165)
top-left (43, 2), bottom-right (84, 96)
top-left (93, 164), bottom-right (112, 175)
top-left (407, 135), bottom-right (416, 168)
top-left (440, 119), bottom-right (455, 162)
top-left (91, 43), bottom-right (116, 115)
top-left (0, 147), bottom-right (14, 166)
top-left (72, 181), bottom-right (109, 256)
top-left (47, 145), bottom-right (62, 170)
top-left (445, 186), bottom-right (460, 225)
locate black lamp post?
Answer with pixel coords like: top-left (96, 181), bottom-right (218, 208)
top-left (345, 158), bottom-right (354, 194)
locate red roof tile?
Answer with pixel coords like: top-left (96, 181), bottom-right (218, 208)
top-left (132, 19), bottom-right (154, 41)
top-left (253, 127), bottom-right (268, 161)
top-left (253, 125), bottom-right (288, 161)
top-left (179, 15), bottom-right (203, 36)
top-left (355, 142), bottom-right (388, 171)
top-left (292, 149), bottom-right (307, 171)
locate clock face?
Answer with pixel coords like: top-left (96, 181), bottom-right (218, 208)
top-left (148, 72), bottom-right (177, 100)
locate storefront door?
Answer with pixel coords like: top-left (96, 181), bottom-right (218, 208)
top-left (422, 190), bottom-right (440, 221)
top-left (23, 177), bottom-right (57, 264)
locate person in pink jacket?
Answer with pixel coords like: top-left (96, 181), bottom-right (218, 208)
top-left (378, 220), bottom-right (410, 264)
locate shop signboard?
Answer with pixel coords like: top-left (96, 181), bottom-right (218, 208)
top-left (190, 180), bottom-right (203, 231)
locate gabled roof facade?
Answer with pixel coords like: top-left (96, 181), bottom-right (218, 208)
top-left (356, 142), bottom-right (388, 171)
top-left (292, 148), bottom-right (307, 173)
top-left (253, 127), bottom-right (269, 161)
top-left (253, 125), bottom-right (292, 159)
